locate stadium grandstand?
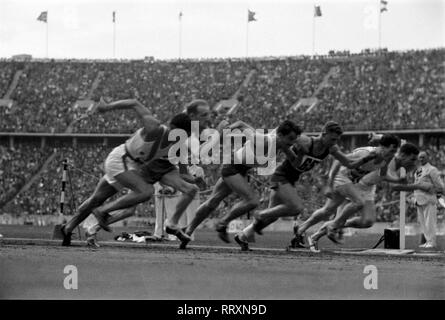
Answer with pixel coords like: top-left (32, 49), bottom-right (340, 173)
top-left (1, 48), bottom-right (444, 225)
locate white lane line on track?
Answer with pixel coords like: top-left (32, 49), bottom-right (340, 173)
top-left (2, 237), bottom-right (444, 259)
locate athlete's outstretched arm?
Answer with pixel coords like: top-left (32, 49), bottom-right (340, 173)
top-left (96, 98), bottom-right (160, 132)
top-left (227, 120), bottom-right (254, 131)
top-left (327, 159), bottom-right (342, 186)
top-left (391, 183), bottom-right (435, 193)
top-left (330, 147), bottom-right (377, 169)
top-left (379, 161), bottom-right (408, 184)
top-left (321, 159), bottom-right (342, 198)
top-left (382, 173), bottom-right (407, 184)
top-left (228, 120), bottom-right (258, 144)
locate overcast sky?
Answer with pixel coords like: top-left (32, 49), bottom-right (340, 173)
top-left (0, 0), bottom-right (443, 59)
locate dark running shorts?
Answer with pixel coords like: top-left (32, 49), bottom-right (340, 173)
top-left (221, 164), bottom-right (252, 178)
top-left (140, 159), bottom-right (177, 184)
top-left (270, 160), bottom-right (301, 189)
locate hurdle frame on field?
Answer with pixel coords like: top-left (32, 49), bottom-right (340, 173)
top-left (59, 158), bottom-right (82, 240)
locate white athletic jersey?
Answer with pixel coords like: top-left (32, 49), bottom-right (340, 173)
top-left (125, 125), bottom-right (171, 163)
top-left (233, 130), bottom-right (276, 167)
top-left (355, 158), bottom-right (400, 200)
top-left (336, 146), bottom-right (387, 185)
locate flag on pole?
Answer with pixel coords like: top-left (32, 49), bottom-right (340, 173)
top-left (248, 10), bottom-right (257, 22)
top-left (314, 5), bottom-right (322, 17)
top-left (112, 11), bottom-right (116, 23)
top-left (37, 11), bottom-right (48, 23)
top-left (380, 0), bottom-right (388, 12)
top-left (179, 11), bottom-right (183, 20)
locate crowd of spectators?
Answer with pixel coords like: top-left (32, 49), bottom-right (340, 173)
top-left (0, 144), bottom-right (51, 208)
top-left (0, 61), bottom-right (21, 98)
top-left (73, 59), bottom-right (250, 132)
top-left (4, 138), bottom-right (443, 222)
top-left (0, 49), bottom-right (443, 133)
top-left (1, 62), bottom-right (97, 132)
top-left (301, 49), bottom-right (444, 131)
top-left (5, 144), bottom-right (109, 216)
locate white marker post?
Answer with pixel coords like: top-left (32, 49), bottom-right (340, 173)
top-left (399, 167), bottom-right (406, 250)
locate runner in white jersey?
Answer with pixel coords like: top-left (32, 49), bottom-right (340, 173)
top-left (308, 142), bottom-right (426, 252)
top-left (179, 120), bottom-right (302, 249)
top-left (291, 134), bottom-right (401, 250)
top-left (82, 99), bottom-right (226, 246)
top-left (60, 98), bottom-right (198, 246)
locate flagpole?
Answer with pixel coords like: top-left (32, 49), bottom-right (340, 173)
top-left (179, 12), bottom-right (182, 60)
top-left (113, 17), bottom-right (116, 58)
top-left (46, 18), bottom-right (49, 58)
top-left (246, 16), bottom-right (249, 57)
top-left (378, 8), bottom-right (382, 49)
top-left (312, 12), bottom-right (315, 56)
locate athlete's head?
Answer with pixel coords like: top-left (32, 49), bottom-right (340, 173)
top-left (276, 120), bottom-right (302, 148)
top-left (185, 99), bottom-right (210, 128)
top-left (418, 151), bottom-right (428, 166)
top-left (321, 121), bottom-right (343, 147)
top-left (170, 113), bottom-right (192, 136)
top-left (378, 134), bottom-right (401, 160)
top-left (368, 132), bottom-right (383, 146)
top-left (397, 142), bottom-right (420, 170)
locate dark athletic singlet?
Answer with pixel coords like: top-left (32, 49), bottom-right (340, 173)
top-left (271, 137), bottom-right (331, 186)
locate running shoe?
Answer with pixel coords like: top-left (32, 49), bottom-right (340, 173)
top-left (86, 232), bottom-right (100, 248)
top-left (165, 224), bottom-right (192, 243)
top-left (179, 229), bottom-right (191, 250)
top-left (215, 221), bottom-right (230, 243)
top-left (61, 224), bottom-right (72, 247)
top-left (289, 226), bottom-right (306, 248)
top-left (289, 235), bottom-right (306, 249)
top-left (307, 235), bottom-right (320, 253)
top-left (234, 233), bottom-right (250, 251)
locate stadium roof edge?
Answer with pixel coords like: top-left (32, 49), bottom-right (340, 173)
top-left (1, 128), bottom-right (445, 138)
top-left (1, 47), bottom-right (443, 63)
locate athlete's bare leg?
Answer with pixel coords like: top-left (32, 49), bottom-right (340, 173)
top-left (310, 220), bottom-right (332, 242)
top-left (65, 176), bottom-right (117, 234)
top-left (185, 177), bottom-right (232, 235)
top-left (159, 169), bottom-right (199, 226)
top-left (217, 174), bottom-right (260, 226)
top-left (239, 188), bottom-right (283, 242)
top-left (296, 193), bottom-right (345, 236)
top-left (94, 170), bottom-right (154, 216)
top-left (328, 183), bottom-right (366, 230)
top-left (88, 206), bottom-right (137, 235)
top-left (342, 201), bottom-right (376, 229)
top-left (257, 183), bottom-right (304, 221)
top-left (305, 200), bottom-right (376, 249)
top-left (298, 183), bottom-right (365, 237)
top-left (311, 189), bottom-right (369, 245)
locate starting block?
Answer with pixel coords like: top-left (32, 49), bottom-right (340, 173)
top-left (383, 228), bottom-right (400, 249)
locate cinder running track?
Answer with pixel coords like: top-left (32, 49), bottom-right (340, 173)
top-left (1, 238), bottom-right (444, 299)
